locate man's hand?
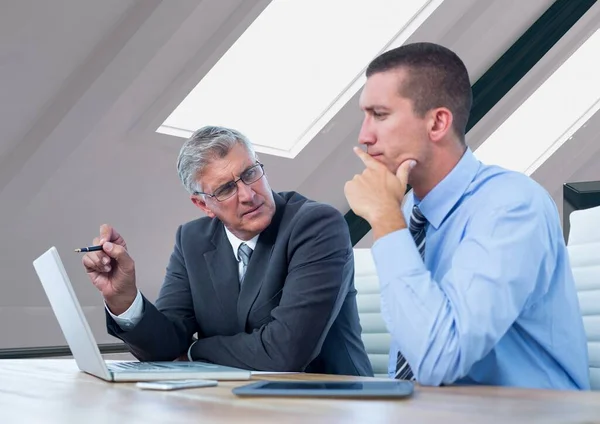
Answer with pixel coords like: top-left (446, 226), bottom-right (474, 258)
top-left (82, 224), bottom-right (137, 315)
top-left (344, 147), bottom-right (415, 239)
top-left (175, 353), bottom-right (190, 362)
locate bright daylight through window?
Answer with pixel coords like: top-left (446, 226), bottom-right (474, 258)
top-left (158, 0), bottom-right (443, 158)
top-left (474, 28), bottom-right (600, 175)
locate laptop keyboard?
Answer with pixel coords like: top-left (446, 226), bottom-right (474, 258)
top-left (108, 361), bottom-right (220, 372)
top-left (108, 362), bottom-right (169, 371)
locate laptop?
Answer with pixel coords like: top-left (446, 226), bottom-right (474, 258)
top-left (33, 246), bottom-right (251, 382)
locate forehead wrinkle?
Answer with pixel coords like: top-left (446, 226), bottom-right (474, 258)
top-left (203, 158), bottom-right (255, 192)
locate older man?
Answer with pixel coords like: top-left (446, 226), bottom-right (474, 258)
top-left (82, 126), bottom-right (372, 376)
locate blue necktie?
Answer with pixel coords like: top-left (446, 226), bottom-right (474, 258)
top-left (409, 205), bottom-right (427, 259)
top-left (395, 205), bottom-right (427, 380)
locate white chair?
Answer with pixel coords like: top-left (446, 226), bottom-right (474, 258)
top-left (567, 205), bottom-right (600, 390)
top-left (353, 248), bottom-right (391, 377)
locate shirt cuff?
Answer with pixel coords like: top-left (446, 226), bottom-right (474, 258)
top-left (371, 229), bottom-right (426, 288)
top-left (105, 290), bottom-right (143, 331)
top-left (187, 340), bottom-right (198, 362)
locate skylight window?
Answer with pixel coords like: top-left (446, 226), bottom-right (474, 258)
top-left (158, 0), bottom-right (442, 158)
top-left (474, 28), bottom-right (600, 175)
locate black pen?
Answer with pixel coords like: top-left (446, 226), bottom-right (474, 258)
top-left (74, 245), bottom-right (103, 253)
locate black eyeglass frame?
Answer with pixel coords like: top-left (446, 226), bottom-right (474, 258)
top-left (194, 162), bottom-right (265, 202)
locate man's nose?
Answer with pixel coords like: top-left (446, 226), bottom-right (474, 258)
top-left (237, 181), bottom-right (255, 202)
top-left (358, 118), bottom-right (375, 146)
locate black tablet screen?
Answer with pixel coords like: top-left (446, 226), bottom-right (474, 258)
top-left (258, 382), bottom-right (401, 391)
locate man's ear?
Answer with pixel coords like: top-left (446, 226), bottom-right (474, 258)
top-left (191, 195), bottom-right (215, 218)
top-left (428, 107), bottom-right (453, 143)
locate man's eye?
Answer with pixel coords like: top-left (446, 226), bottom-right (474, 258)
top-left (243, 167), bottom-right (258, 179)
top-left (215, 183), bottom-right (236, 197)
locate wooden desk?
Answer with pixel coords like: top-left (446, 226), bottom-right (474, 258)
top-left (0, 359), bottom-right (599, 423)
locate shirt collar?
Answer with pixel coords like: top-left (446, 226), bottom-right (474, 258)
top-left (415, 148), bottom-right (481, 230)
top-left (224, 227), bottom-right (259, 262)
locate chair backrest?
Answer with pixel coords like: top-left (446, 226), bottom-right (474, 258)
top-left (353, 248), bottom-right (391, 377)
top-left (567, 205), bottom-right (600, 390)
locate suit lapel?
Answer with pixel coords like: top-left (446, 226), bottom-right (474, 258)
top-left (236, 193), bottom-right (285, 329)
top-left (204, 225), bottom-right (240, 316)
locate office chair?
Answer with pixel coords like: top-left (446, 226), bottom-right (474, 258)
top-left (353, 248), bottom-right (391, 378)
top-left (567, 205), bottom-right (600, 390)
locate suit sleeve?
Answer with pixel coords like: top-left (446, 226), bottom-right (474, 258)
top-left (190, 205), bottom-right (353, 371)
top-left (106, 225), bottom-right (197, 361)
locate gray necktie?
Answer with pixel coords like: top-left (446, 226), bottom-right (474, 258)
top-left (238, 243), bottom-right (253, 283)
top-left (395, 205), bottom-right (428, 380)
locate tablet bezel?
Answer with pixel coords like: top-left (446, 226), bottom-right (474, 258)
top-left (232, 380), bottom-right (414, 398)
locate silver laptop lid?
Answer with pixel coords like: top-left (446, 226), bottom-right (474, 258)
top-left (33, 246), bottom-right (112, 381)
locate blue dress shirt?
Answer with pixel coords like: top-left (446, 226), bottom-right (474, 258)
top-left (373, 148), bottom-right (590, 390)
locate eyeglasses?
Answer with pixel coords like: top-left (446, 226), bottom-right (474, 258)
top-left (195, 162), bottom-right (265, 202)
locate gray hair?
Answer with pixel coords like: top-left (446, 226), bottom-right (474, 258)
top-left (177, 125), bottom-right (256, 194)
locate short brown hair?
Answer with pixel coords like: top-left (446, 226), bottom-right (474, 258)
top-left (366, 42), bottom-right (472, 142)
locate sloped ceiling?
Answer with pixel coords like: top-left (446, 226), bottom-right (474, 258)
top-left (2, 0), bottom-right (599, 349)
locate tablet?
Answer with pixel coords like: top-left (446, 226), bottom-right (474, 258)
top-left (232, 380), bottom-right (414, 398)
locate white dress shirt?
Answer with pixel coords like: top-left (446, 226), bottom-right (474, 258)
top-left (223, 227), bottom-right (258, 281)
top-left (106, 228), bottom-right (258, 331)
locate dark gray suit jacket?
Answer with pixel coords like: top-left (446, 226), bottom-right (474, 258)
top-left (107, 191), bottom-right (373, 376)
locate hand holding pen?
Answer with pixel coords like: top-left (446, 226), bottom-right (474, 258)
top-left (79, 224), bottom-right (138, 315)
